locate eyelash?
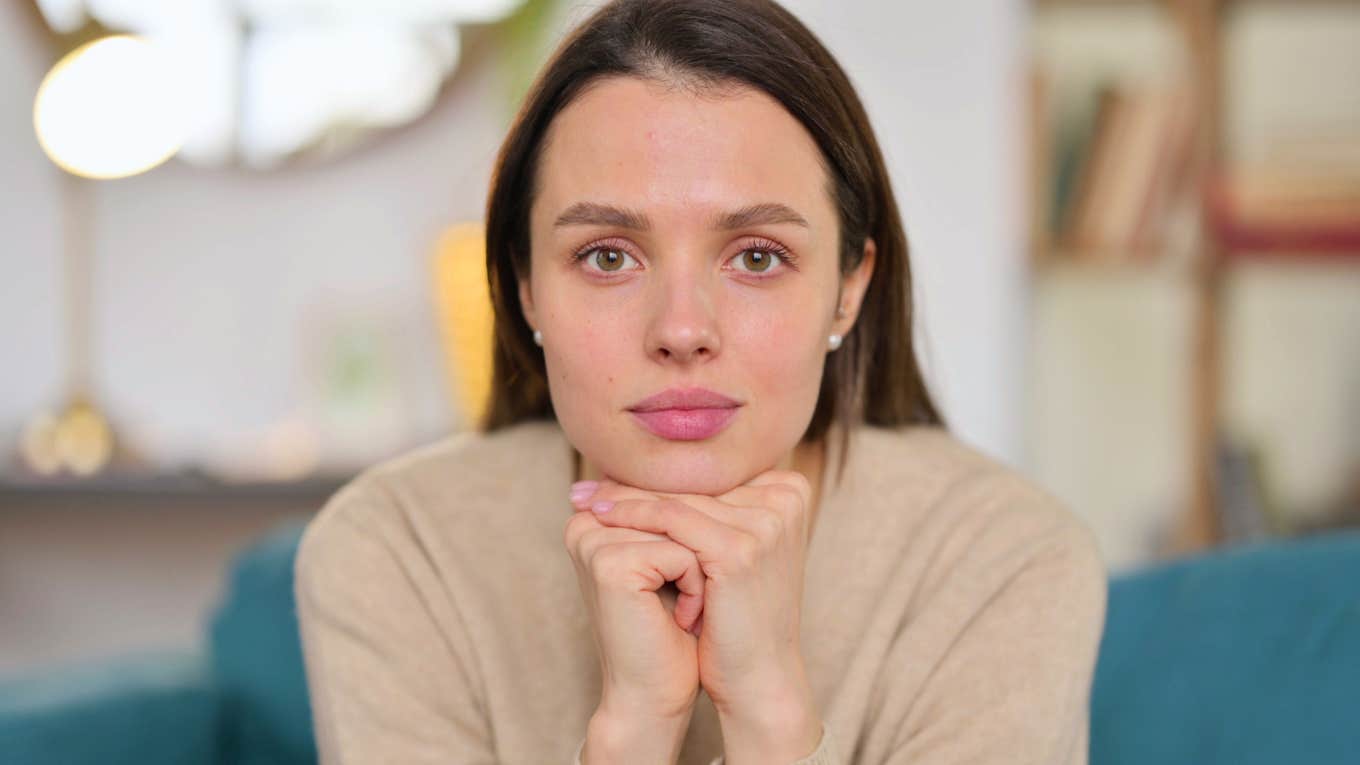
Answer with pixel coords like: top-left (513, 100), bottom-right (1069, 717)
top-left (569, 237), bottom-right (800, 276)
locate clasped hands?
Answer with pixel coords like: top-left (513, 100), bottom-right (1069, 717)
top-left (566, 469), bottom-right (823, 760)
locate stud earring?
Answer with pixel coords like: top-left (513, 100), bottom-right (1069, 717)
top-left (828, 334), bottom-right (843, 351)
top-left (836, 305), bottom-right (847, 319)
top-left (533, 329), bottom-right (543, 347)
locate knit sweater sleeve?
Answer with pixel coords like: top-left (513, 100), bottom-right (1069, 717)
top-left (872, 474), bottom-right (1109, 764)
top-left (294, 477), bottom-right (500, 764)
top-left (571, 721), bottom-right (840, 765)
top-left (705, 721), bottom-right (841, 765)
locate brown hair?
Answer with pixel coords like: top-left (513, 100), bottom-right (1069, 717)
top-left (480, 0), bottom-right (946, 482)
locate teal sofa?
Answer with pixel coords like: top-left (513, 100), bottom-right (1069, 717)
top-left (2, 523), bottom-right (1358, 764)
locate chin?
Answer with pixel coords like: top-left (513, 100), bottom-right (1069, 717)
top-left (605, 459), bottom-right (750, 496)
top-left (598, 437), bottom-right (781, 496)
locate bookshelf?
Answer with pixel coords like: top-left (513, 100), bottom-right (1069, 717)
top-left (1028, 0), bottom-right (1360, 559)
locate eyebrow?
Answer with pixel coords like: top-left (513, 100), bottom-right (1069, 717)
top-left (552, 201), bottom-right (810, 231)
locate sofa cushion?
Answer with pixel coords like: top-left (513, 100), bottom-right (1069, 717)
top-left (1091, 530), bottom-right (1360, 765)
top-left (208, 520), bottom-right (315, 765)
top-left (0, 650), bottom-right (220, 765)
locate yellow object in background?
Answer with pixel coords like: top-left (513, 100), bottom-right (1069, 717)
top-left (20, 395), bottom-right (115, 477)
top-left (432, 222), bottom-right (495, 428)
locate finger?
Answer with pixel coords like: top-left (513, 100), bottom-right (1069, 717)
top-left (569, 477), bottom-right (660, 511)
top-left (580, 473), bottom-right (810, 538)
top-left (660, 488), bottom-right (795, 541)
top-left (578, 525), bottom-right (674, 566)
top-left (689, 611), bottom-right (704, 638)
top-left (591, 498), bottom-right (754, 575)
top-left (669, 545), bottom-right (706, 632)
top-left (583, 481), bottom-right (750, 529)
top-left (734, 470), bottom-right (813, 511)
top-left (569, 510), bottom-right (706, 629)
top-left (565, 510), bottom-right (671, 562)
top-left (715, 472), bottom-right (813, 539)
top-left (590, 539), bottom-right (706, 629)
top-left (602, 486), bottom-right (787, 544)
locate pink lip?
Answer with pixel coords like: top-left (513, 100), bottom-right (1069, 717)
top-left (630, 408), bottom-right (739, 441)
top-left (628, 387), bottom-right (742, 412)
top-left (627, 387), bottom-right (742, 441)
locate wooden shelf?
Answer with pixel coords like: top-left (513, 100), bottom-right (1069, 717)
top-left (1030, 0), bottom-right (1360, 556)
top-left (0, 470), bottom-right (351, 506)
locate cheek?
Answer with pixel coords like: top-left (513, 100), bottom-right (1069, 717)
top-left (539, 300), bottom-right (630, 410)
top-left (726, 297), bottom-right (826, 396)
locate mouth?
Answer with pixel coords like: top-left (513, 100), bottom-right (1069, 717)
top-left (628, 407), bottom-right (740, 441)
top-left (627, 387), bottom-right (742, 441)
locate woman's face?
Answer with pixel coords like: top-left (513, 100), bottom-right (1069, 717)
top-left (520, 76), bottom-right (874, 495)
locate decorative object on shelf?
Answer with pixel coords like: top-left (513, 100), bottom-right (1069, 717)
top-left (297, 298), bottom-right (422, 473)
top-left (22, 31), bottom-right (186, 476)
top-left (17, 157), bottom-right (121, 477)
top-left (432, 222), bottom-right (495, 427)
top-left (19, 393), bottom-right (113, 477)
top-left (1213, 433), bottom-right (1281, 543)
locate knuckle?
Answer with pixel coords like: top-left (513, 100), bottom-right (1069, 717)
top-left (589, 545), bottom-right (630, 584)
top-left (657, 499), bottom-right (687, 517)
top-left (576, 527), bottom-right (612, 561)
top-left (729, 533), bottom-right (761, 572)
top-left (752, 510), bottom-right (784, 541)
top-left (767, 483), bottom-right (803, 513)
top-left (563, 512), bottom-right (591, 548)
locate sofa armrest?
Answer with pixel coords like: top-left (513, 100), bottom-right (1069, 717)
top-left (0, 649), bottom-right (222, 765)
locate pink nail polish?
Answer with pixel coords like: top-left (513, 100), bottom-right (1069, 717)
top-left (591, 500), bottom-right (614, 514)
top-left (569, 480), bottom-right (599, 503)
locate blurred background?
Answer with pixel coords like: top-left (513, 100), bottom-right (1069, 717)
top-left (0, 0), bottom-right (1356, 693)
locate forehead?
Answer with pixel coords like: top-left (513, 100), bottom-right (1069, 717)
top-left (533, 76), bottom-right (832, 226)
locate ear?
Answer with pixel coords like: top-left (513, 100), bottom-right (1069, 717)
top-left (833, 237), bottom-right (876, 336)
top-left (517, 271), bottom-right (538, 332)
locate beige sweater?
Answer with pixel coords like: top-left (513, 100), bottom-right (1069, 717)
top-left (295, 418), bottom-right (1107, 764)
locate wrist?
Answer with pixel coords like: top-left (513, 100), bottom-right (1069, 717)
top-left (717, 708), bottom-right (823, 765)
top-left (584, 704), bottom-right (693, 765)
top-left (714, 672), bottom-right (821, 764)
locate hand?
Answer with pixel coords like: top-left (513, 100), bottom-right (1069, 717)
top-left (570, 471), bottom-right (823, 760)
top-left (563, 500), bottom-right (707, 728)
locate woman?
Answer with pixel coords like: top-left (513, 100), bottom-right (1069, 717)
top-left (294, 1), bottom-right (1107, 763)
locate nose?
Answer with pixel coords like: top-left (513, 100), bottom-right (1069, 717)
top-left (644, 271), bottom-right (720, 365)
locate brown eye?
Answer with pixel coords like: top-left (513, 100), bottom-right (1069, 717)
top-left (739, 249), bottom-right (777, 272)
top-left (594, 248), bottom-right (628, 271)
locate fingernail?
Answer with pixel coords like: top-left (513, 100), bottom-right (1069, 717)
top-left (569, 480), bottom-right (599, 504)
top-left (591, 500), bottom-right (614, 514)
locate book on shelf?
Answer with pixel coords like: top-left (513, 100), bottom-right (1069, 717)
top-left (1213, 433), bottom-right (1281, 543)
top-left (1206, 163), bottom-right (1360, 258)
top-left (1046, 79), bottom-right (1197, 265)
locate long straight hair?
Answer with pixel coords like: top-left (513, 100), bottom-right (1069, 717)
top-left (479, 0), bottom-right (946, 482)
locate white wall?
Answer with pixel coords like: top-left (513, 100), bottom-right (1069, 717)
top-left (781, 0), bottom-right (1029, 466)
